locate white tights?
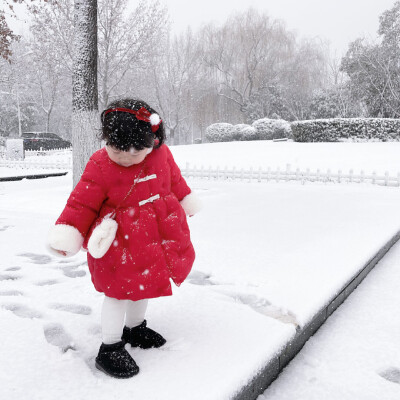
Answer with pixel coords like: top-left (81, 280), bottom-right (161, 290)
top-left (101, 296), bottom-right (148, 344)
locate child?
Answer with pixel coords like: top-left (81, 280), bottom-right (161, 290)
top-left (48, 98), bottom-right (201, 378)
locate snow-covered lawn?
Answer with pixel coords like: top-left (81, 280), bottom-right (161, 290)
top-left (172, 141), bottom-right (400, 175)
top-left (260, 234), bottom-right (400, 400)
top-left (1, 141), bottom-right (400, 399)
top-left (1, 169), bottom-right (400, 399)
top-left (190, 179), bottom-right (400, 326)
top-left (0, 175), bottom-right (293, 400)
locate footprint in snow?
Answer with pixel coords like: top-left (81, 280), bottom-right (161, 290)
top-left (58, 262), bottom-right (87, 278)
top-left (187, 272), bottom-right (300, 327)
top-left (379, 367), bottom-right (400, 384)
top-left (18, 253), bottom-right (52, 264)
top-left (0, 273), bottom-right (21, 281)
top-left (2, 303), bottom-right (42, 319)
top-left (187, 270), bottom-right (215, 286)
top-left (61, 266), bottom-right (86, 278)
top-left (0, 290), bottom-right (23, 296)
top-left (5, 267), bottom-right (21, 272)
top-left (218, 290), bottom-right (300, 327)
top-left (44, 323), bottom-right (76, 352)
top-left (0, 225), bottom-right (13, 232)
top-left (49, 303), bottom-right (92, 315)
top-left (35, 279), bottom-right (59, 286)
top-left (237, 294), bottom-right (299, 327)
top-left (58, 260), bottom-right (87, 267)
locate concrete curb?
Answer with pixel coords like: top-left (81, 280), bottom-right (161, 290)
top-left (0, 172), bottom-right (68, 182)
top-left (233, 230), bottom-right (400, 400)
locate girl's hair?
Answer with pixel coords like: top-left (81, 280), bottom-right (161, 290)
top-left (101, 98), bottom-right (165, 151)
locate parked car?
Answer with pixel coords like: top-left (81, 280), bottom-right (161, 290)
top-left (21, 132), bottom-right (72, 150)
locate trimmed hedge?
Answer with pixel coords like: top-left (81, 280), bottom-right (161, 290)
top-left (205, 123), bottom-right (234, 142)
top-left (232, 124), bottom-right (257, 141)
top-left (252, 118), bottom-right (291, 140)
top-left (205, 118), bottom-right (291, 143)
top-left (291, 118), bottom-right (400, 142)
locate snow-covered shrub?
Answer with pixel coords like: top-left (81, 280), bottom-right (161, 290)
top-left (231, 124), bottom-right (257, 141)
top-left (240, 125), bottom-right (257, 141)
top-left (205, 119), bottom-right (292, 143)
top-left (252, 118), bottom-right (292, 140)
top-left (205, 123), bottom-right (234, 142)
top-left (291, 118), bottom-right (400, 142)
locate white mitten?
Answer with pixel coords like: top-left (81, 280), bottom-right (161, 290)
top-left (180, 192), bottom-right (202, 216)
top-left (87, 218), bottom-right (118, 259)
top-left (47, 224), bottom-right (84, 257)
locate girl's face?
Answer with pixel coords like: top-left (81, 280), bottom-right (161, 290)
top-left (106, 145), bottom-right (149, 167)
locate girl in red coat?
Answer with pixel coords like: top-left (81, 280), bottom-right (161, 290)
top-left (48, 99), bottom-right (201, 378)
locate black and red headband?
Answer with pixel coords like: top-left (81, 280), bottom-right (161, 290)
top-left (103, 107), bottom-right (162, 133)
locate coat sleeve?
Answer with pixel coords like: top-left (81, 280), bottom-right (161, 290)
top-left (56, 157), bottom-right (107, 238)
top-left (165, 145), bottom-right (191, 201)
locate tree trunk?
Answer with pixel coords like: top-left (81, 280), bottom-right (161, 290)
top-left (169, 127), bottom-right (175, 145)
top-left (72, 0), bottom-right (100, 187)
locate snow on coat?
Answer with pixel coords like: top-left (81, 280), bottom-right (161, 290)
top-left (53, 144), bottom-right (195, 301)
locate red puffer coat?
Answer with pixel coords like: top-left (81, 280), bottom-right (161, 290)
top-left (55, 145), bottom-right (195, 301)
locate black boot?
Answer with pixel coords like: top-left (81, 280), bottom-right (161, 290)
top-left (95, 341), bottom-right (139, 378)
top-left (122, 320), bottom-right (166, 349)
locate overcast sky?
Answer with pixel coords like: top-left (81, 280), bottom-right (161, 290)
top-left (6, 0), bottom-right (398, 56)
top-left (161, 0), bottom-right (397, 55)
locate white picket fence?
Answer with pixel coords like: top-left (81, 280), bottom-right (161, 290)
top-left (1, 155), bottom-right (399, 187)
top-left (0, 158), bottom-right (71, 170)
top-left (0, 146), bottom-right (70, 157)
top-left (181, 163), bottom-right (400, 187)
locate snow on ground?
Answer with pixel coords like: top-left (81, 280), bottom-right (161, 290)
top-left (1, 142), bottom-right (400, 399)
top-left (189, 179), bottom-right (400, 326)
top-left (172, 141), bottom-right (400, 175)
top-left (0, 175), bottom-right (293, 400)
top-left (259, 234), bottom-right (400, 400)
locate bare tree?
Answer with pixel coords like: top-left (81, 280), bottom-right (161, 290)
top-left (150, 28), bottom-right (203, 144)
top-left (278, 38), bottom-right (328, 120)
top-left (0, 41), bottom-right (46, 136)
top-left (28, 0), bottom-right (75, 73)
top-left (98, 0), bottom-right (168, 109)
top-left (341, 38), bottom-right (400, 118)
top-left (202, 10), bottom-right (293, 113)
